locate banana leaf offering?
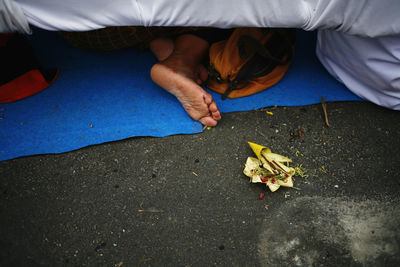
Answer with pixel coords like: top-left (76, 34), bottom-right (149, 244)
top-left (243, 142), bottom-right (295, 192)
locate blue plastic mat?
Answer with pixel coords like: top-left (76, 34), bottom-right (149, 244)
top-left (0, 29), bottom-right (362, 161)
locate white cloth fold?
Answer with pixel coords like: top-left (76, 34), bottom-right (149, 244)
top-left (14, 0), bottom-right (140, 32)
top-left (0, 0), bottom-right (30, 33)
top-left (10, 0), bottom-right (400, 37)
top-left (317, 30), bottom-right (400, 110)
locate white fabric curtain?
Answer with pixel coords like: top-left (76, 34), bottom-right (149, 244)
top-left (6, 0), bottom-right (400, 37)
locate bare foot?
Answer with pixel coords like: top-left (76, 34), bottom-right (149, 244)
top-left (151, 61), bottom-right (221, 126)
top-left (150, 34), bottom-right (221, 126)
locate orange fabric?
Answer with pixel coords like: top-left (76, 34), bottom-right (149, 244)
top-left (0, 69), bottom-right (58, 103)
top-left (206, 28), bottom-right (293, 99)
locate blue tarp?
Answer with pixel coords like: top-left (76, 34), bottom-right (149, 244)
top-left (0, 29), bottom-right (362, 161)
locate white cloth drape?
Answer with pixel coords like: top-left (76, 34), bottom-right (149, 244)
top-left (0, 0), bottom-right (30, 33)
top-left (6, 0), bottom-right (400, 37)
top-left (317, 30), bottom-right (400, 110)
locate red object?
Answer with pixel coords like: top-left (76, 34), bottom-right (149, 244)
top-left (259, 193), bottom-right (264, 200)
top-left (0, 33), bottom-right (58, 103)
top-left (0, 69), bottom-right (59, 103)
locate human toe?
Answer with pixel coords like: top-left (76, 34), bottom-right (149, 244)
top-left (209, 101), bottom-right (218, 112)
top-left (209, 101), bottom-right (221, 120)
top-left (212, 110), bottom-right (221, 121)
top-left (202, 93), bottom-right (213, 106)
top-left (199, 116), bottom-right (218, 127)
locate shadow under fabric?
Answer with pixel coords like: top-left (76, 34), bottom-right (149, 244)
top-left (0, 33), bottom-right (58, 104)
top-left (58, 26), bottom-right (233, 51)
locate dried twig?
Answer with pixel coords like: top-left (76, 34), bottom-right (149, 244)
top-left (320, 96), bottom-right (330, 128)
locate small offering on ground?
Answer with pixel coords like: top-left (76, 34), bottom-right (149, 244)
top-left (243, 142), bottom-right (295, 192)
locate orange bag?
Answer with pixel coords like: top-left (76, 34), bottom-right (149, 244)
top-left (206, 28), bottom-right (295, 99)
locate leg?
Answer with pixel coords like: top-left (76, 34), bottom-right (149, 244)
top-left (149, 37), bottom-right (174, 61)
top-left (150, 34), bottom-right (221, 126)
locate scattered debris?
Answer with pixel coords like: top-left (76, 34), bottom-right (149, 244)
top-left (138, 207), bottom-right (163, 213)
top-left (256, 129), bottom-right (268, 139)
top-left (259, 193), bottom-right (265, 200)
top-left (291, 186), bottom-right (302, 191)
top-left (115, 261), bottom-right (123, 267)
top-left (94, 242), bottom-right (107, 252)
top-left (320, 96), bottom-right (330, 128)
top-left (139, 257), bottom-right (153, 263)
top-left (319, 166), bottom-right (328, 173)
top-left (192, 171), bottom-right (198, 177)
top-left (266, 111), bottom-right (274, 115)
top-left (294, 164), bottom-right (328, 179)
top-left (294, 165), bottom-right (309, 179)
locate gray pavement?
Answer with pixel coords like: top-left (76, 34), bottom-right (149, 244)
top-left (1, 101), bottom-right (400, 266)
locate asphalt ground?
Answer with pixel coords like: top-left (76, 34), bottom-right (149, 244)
top-left (1, 101), bottom-right (400, 266)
